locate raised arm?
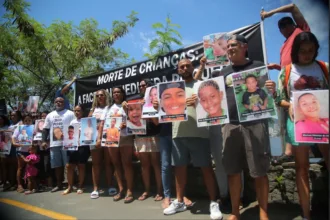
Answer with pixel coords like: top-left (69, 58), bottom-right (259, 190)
top-left (193, 56), bottom-right (206, 81)
top-left (61, 76), bottom-right (77, 95)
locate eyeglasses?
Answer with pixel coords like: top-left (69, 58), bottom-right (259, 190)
top-left (139, 84), bottom-right (147, 88)
top-left (96, 94), bottom-right (104, 97)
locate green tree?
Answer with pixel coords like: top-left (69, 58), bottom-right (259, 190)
top-left (0, 0), bottom-right (138, 110)
top-left (143, 15), bottom-right (182, 61)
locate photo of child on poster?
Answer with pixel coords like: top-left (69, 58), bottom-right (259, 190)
top-left (232, 66), bottom-right (277, 122)
top-left (142, 86), bottom-right (159, 118)
top-left (194, 76), bottom-right (229, 127)
top-left (26, 96), bottom-right (39, 113)
top-left (63, 124), bottom-right (79, 150)
top-left (158, 81), bottom-right (187, 123)
top-left (80, 117), bottom-right (97, 145)
top-left (33, 119), bottom-right (44, 141)
top-left (293, 90), bottom-right (329, 143)
top-left (126, 103), bottom-right (146, 135)
top-left (102, 117), bottom-right (122, 147)
top-left (203, 33), bottom-right (230, 67)
top-left (15, 125), bottom-right (34, 146)
top-left (0, 130), bottom-right (12, 155)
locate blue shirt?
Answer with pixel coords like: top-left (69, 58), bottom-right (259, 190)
top-left (55, 90), bottom-right (70, 110)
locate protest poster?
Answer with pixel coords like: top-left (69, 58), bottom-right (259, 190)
top-left (102, 117), bottom-right (122, 147)
top-left (193, 76), bottom-right (229, 127)
top-left (14, 125), bottom-right (34, 146)
top-left (232, 66), bottom-right (277, 122)
top-left (293, 90), bottom-right (329, 144)
top-left (33, 119), bottom-right (45, 141)
top-left (16, 101), bottom-right (25, 112)
top-left (126, 103), bottom-right (146, 135)
top-left (142, 86), bottom-right (159, 118)
top-left (26, 96), bottom-right (39, 113)
top-left (63, 123), bottom-right (79, 150)
top-left (0, 99), bottom-right (7, 116)
top-left (50, 125), bottom-right (64, 147)
top-left (203, 33), bottom-right (230, 67)
top-left (80, 117), bottom-right (97, 145)
top-left (158, 81), bottom-right (187, 123)
top-left (0, 130), bottom-right (12, 155)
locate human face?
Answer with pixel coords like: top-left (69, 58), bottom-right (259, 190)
top-left (113, 88), bottom-right (123, 104)
top-left (161, 88), bottom-right (186, 115)
top-left (29, 146), bottom-right (37, 154)
top-left (10, 112), bottom-right (19, 124)
top-left (279, 24), bottom-right (295, 39)
top-left (298, 42), bottom-right (316, 65)
top-left (111, 119), bottom-right (116, 127)
top-left (227, 40), bottom-right (246, 62)
top-left (199, 86), bottom-right (222, 117)
top-left (23, 116), bottom-right (33, 125)
top-left (245, 77), bottom-right (258, 92)
top-left (96, 90), bottom-right (106, 105)
top-left (298, 94), bottom-right (320, 120)
top-left (38, 121), bottom-right (44, 131)
top-left (54, 128), bottom-right (63, 140)
top-left (68, 128), bottom-right (74, 139)
top-left (178, 60), bottom-right (194, 79)
top-left (74, 106), bottom-right (83, 119)
top-left (139, 81), bottom-right (147, 95)
top-left (128, 104), bottom-right (142, 124)
top-left (22, 130), bottom-right (26, 135)
top-left (54, 98), bottom-right (65, 111)
top-left (149, 87), bottom-right (157, 103)
top-left (41, 113), bottom-right (47, 119)
top-left (213, 38), bottom-right (228, 56)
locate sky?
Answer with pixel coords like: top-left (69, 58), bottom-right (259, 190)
top-left (1, 0), bottom-right (328, 82)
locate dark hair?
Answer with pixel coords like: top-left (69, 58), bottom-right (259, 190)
top-left (74, 105), bottom-right (86, 117)
top-left (297, 92), bottom-right (315, 103)
top-left (68, 125), bottom-right (74, 130)
top-left (141, 78), bottom-right (155, 87)
top-left (291, 32), bottom-right (319, 64)
top-left (11, 110), bottom-right (22, 121)
top-left (22, 113), bottom-right (33, 122)
top-left (278, 17), bottom-right (295, 29)
top-left (0, 115), bottom-right (10, 127)
top-left (198, 80), bottom-right (220, 98)
top-left (245, 74), bottom-right (258, 83)
top-left (112, 86), bottom-right (126, 103)
top-left (42, 111), bottom-right (49, 115)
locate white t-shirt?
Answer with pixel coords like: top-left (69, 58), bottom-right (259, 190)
top-left (92, 107), bottom-right (106, 124)
top-left (101, 104), bottom-right (127, 136)
top-left (44, 109), bottom-right (75, 147)
top-left (289, 62), bottom-right (329, 102)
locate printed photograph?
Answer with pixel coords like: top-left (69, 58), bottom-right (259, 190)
top-left (102, 117), bottom-right (122, 147)
top-left (15, 125), bottom-right (34, 146)
top-left (203, 33), bottom-right (230, 67)
top-left (293, 90), bottom-right (329, 144)
top-left (127, 103), bottom-right (146, 135)
top-left (33, 119), bottom-right (44, 141)
top-left (142, 86), bottom-right (159, 118)
top-left (80, 117), bottom-right (97, 145)
top-left (232, 66), bottom-right (277, 122)
top-left (26, 96), bottom-right (39, 112)
top-left (194, 76), bottom-right (229, 127)
top-left (0, 130), bottom-right (12, 155)
top-left (158, 81), bottom-right (187, 123)
top-left (63, 124), bottom-right (79, 150)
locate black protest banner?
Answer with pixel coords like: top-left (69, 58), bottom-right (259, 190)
top-left (75, 22), bottom-right (264, 110)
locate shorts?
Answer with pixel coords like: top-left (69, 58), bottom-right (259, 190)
top-left (286, 118), bottom-right (311, 147)
top-left (50, 146), bottom-right (68, 168)
top-left (172, 137), bottom-right (211, 167)
top-left (222, 122), bottom-right (270, 178)
top-left (67, 146), bottom-right (91, 164)
top-left (6, 145), bottom-right (17, 158)
top-left (134, 136), bottom-right (159, 153)
top-left (119, 135), bottom-right (134, 147)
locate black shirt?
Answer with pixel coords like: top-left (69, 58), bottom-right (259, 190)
top-left (242, 88), bottom-right (267, 110)
top-left (212, 60), bottom-right (265, 124)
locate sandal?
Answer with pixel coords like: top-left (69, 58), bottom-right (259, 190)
top-left (113, 192), bottom-right (125, 202)
top-left (124, 195), bottom-right (134, 204)
top-left (154, 194), bottom-right (163, 202)
top-left (77, 189), bottom-right (84, 194)
top-left (62, 188), bottom-right (72, 195)
top-left (138, 192), bottom-right (149, 201)
top-left (90, 190), bottom-right (99, 199)
top-left (16, 186), bottom-right (25, 193)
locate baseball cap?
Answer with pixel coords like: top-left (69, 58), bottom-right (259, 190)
top-left (228, 34), bottom-right (248, 44)
top-left (159, 82), bottom-right (185, 99)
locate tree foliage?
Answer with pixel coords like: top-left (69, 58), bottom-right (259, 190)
top-left (144, 15), bottom-right (182, 61)
top-left (0, 0), bottom-right (138, 110)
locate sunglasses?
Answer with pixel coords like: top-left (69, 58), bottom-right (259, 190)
top-left (139, 84), bottom-right (147, 88)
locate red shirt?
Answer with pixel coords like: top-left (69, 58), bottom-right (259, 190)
top-left (280, 22), bottom-right (310, 66)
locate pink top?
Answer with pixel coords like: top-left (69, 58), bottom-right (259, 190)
top-left (24, 154), bottom-right (40, 179)
top-left (295, 118), bottom-right (329, 143)
top-left (280, 22), bottom-right (310, 66)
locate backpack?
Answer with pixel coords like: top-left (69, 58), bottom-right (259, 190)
top-left (283, 60), bottom-right (329, 98)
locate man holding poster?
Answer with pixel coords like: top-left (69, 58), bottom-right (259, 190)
top-left (42, 97), bottom-right (75, 193)
top-left (211, 34), bottom-right (276, 220)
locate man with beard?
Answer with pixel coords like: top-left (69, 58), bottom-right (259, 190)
top-left (161, 59), bottom-right (222, 220)
top-left (42, 97), bottom-right (75, 193)
top-left (211, 34), bottom-right (276, 220)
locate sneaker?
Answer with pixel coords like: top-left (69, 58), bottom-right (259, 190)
top-left (210, 201), bottom-right (223, 220)
top-left (163, 199), bottom-right (186, 215)
top-left (50, 186), bottom-right (62, 193)
top-left (272, 154), bottom-right (294, 165)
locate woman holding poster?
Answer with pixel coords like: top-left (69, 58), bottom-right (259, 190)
top-left (276, 32), bottom-right (329, 220)
top-left (97, 86), bottom-right (135, 203)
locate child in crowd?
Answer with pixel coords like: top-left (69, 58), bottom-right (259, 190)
top-left (20, 144), bottom-right (40, 194)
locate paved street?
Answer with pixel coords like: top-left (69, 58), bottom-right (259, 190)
top-left (0, 187), bottom-right (328, 220)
